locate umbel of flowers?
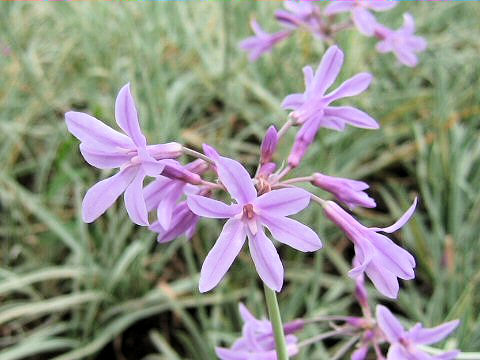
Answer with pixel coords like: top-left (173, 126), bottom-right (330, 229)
top-left (240, 1), bottom-right (427, 67)
top-left (65, 7), bottom-right (459, 358)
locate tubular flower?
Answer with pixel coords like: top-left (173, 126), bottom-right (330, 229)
top-left (323, 198), bottom-right (417, 298)
top-left (311, 173), bottom-right (376, 209)
top-left (325, 0), bottom-right (397, 36)
top-left (374, 14), bottom-right (427, 67)
top-left (281, 46), bottom-right (378, 166)
top-left (216, 303), bottom-right (303, 360)
top-left (65, 83), bottom-right (182, 226)
top-left (376, 305), bottom-right (460, 360)
top-left (239, 19), bottom-right (291, 62)
top-left (187, 152), bottom-right (322, 292)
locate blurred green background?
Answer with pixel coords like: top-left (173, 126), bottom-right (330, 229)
top-left (0, 2), bottom-right (479, 359)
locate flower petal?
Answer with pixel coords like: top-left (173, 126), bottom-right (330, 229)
top-left (386, 343), bottom-right (408, 360)
top-left (323, 72), bottom-right (373, 104)
top-left (115, 83), bottom-right (147, 148)
top-left (248, 229), bottom-right (284, 292)
top-left (281, 93), bottom-right (304, 110)
top-left (82, 166), bottom-right (137, 223)
top-left (216, 156), bottom-right (257, 205)
top-left (366, 262), bottom-right (399, 298)
top-left (352, 8), bottom-right (377, 36)
top-left (310, 45), bottom-right (344, 96)
top-left (143, 176), bottom-right (173, 211)
top-left (238, 303), bottom-right (257, 324)
top-left (153, 203), bottom-right (198, 243)
top-left (433, 350), bottom-right (461, 360)
top-left (323, 106), bottom-right (379, 129)
top-left (156, 182), bottom-right (184, 230)
top-left (376, 305), bottom-right (405, 343)
top-left (199, 219), bottom-right (246, 292)
top-left (65, 111), bottom-right (133, 150)
top-left (303, 66), bottom-right (314, 88)
top-left (187, 194), bottom-right (242, 218)
top-left (376, 40), bottom-right (393, 53)
top-left (261, 214), bottom-right (322, 252)
top-left (324, 1), bottom-right (355, 15)
top-left (79, 143), bottom-right (131, 169)
top-left (254, 188), bottom-right (310, 216)
top-left (371, 197), bottom-right (417, 233)
top-left (351, 345), bottom-right (369, 360)
top-left (124, 169), bottom-right (149, 226)
top-left (370, 233), bottom-right (416, 279)
top-left (409, 320), bottom-right (460, 345)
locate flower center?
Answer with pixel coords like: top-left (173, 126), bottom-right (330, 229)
top-left (243, 204), bottom-right (256, 220)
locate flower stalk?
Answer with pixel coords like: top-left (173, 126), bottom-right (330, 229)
top-left (264, 284), bottom-right (289, 360)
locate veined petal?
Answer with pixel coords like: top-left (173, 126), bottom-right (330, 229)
top-left (124, 169), bottom-right (149, 226)
top-left (409, 320), bottom-right (460, 345)
top-left (376, 305), bottom-right (405, 343)
top-left (281, 93), bottom-right (305, 110)
top-left (310, 45), bottom-right (344, 96)
top-left (79, 143), bottom-right (131, 169)
top-left (216, 156), bottom-right (257, 204)
top-left (371, 197), bottom-right (417, 233)
top-left (82, 166), bottom-right (137, 223)
top-left (199, 219), bottom-right (246, 292)
top-left (187, 195), bottom-right (242, 218)
top-left (323, 73), bottom-right (372, 104)
top-left (143, 176), bottom-right (174, 211)
top-left (115, 83), bottom-right (147, 148)
top-left (261, 214), bottom-right (322, 252)
top-left (65, 111), bottom-right (133, 150)
top-left (352, 8), bottom-right (377, 37)
top-left (370, 233), bottom-right (416, 279)
top-left (254, 188), bottom-right (310, 216)
top-left (324, 106), bottom-right (379, 129)
top-left (248, 229), bottom-right (284, 292)
top-left (366, 262), bottom-right (399, 298)
top-left (157, 182), bottom-right (184, 229)
top-left (324, 1), bottom-right (355, 15)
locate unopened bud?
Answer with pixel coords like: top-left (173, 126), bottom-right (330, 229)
top-left (260, 125), bottom-right (278, 164)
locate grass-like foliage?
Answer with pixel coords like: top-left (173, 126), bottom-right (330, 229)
top-left (0, 2), bottom-right (479, 359)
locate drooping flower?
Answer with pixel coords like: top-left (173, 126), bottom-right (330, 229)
top-left (311, 173), bottom-right (376, 209)
top-left (187, 152), bottom-right (322, 292)
top-left (325, 0), bottom-right (397, 36)
top-left (239, 19), bottom-right (291, 62)
top-left (150, 201), bottom-right (199, 243)
top-left (282, 45), bottom-right (378, 167)
top-left (65, 83), bottom-right (182, 226)
top-left (216, 303), bottom-right (303, 360)
top-left (275, 1), bottom-right (326, 39)
top-left (323, 198), bottom-right (417, 298)
top-left (376, 305), bottom-right (460, 360)
top-left (374, 14), bottom-right (427, 67)
top-left (144, 159), bottom-right (207, 231)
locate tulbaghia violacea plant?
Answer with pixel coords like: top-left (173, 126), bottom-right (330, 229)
top-left (240, 0), bottom-right (427, 68)
top-left (66, 41), bottom-right (462, 359)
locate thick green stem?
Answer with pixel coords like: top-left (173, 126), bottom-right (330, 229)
top-left (263, 285), bottom-right (289, 360)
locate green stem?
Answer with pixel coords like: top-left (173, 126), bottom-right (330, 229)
top-left (263, 285), bottom-right (289, 360)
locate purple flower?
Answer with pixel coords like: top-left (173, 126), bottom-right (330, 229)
top-left (325, 0), bottom-right (397, 36)
top-left (239, 19), bottom-right (291, 62)
top-left (150, 201), bottom-right (199, 243)
top-left (375, 14), bottom-right (427, 67)
top-left (216, 303), bottom-right (302, 360)
top-left (275, 2), bottom-right (326, 39)
top-left (282, 46), bottom-right (378, 167)
top-left (65, 83), bottom-right (182, 226)
top-left (323, 198), bottom-right (417, 298)
top-left (311, 173), bottom-right (376, 209)
top-left (144, 159), bottom-right (207, 232)
top-left (187, 153), bottom-right (322, 292)
top-left (376, 305), bottom-right (460, 360)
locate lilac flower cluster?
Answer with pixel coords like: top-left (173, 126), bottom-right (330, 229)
top-left (65, 31), bottom-right (457, 358)
top-left (240, 1), bottom-right (427, 67)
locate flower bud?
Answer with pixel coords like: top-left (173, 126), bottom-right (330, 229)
top-left (260, 125), bottom-right (278, 164)
top-left (162, 162), bottom-right (202, 185)
top-left (147, 142), bottom-right (183, 159)
top-left (258, 162), bottom-right (276, 177)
